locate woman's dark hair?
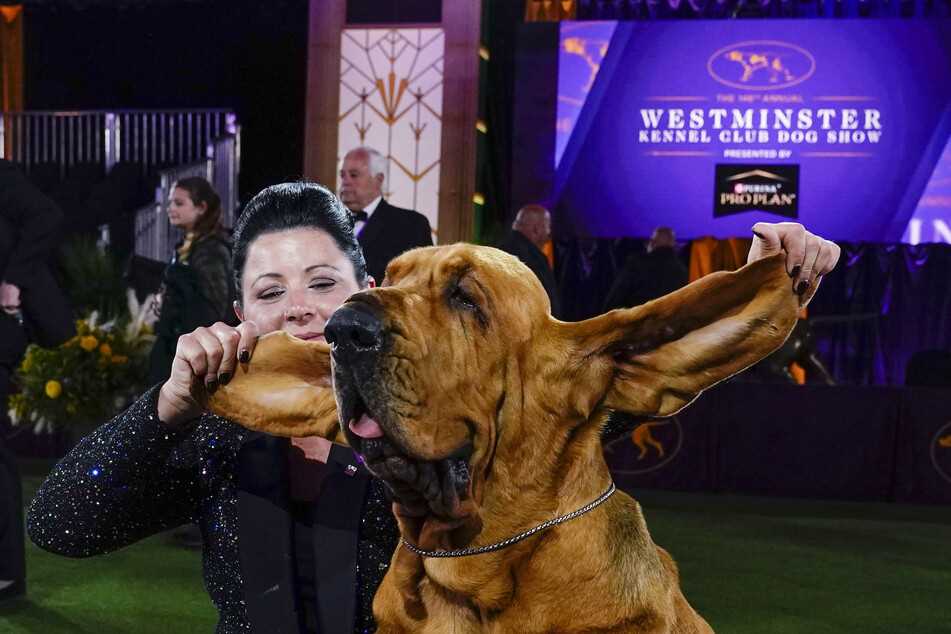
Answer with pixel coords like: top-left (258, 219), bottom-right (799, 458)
top-left (232, 182), bottom-right (368, 302)
top-left (174, 177), bottom-right (222, 238)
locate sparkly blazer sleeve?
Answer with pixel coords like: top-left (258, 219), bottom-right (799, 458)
top-left (27, 385), bottom-right (207, 557)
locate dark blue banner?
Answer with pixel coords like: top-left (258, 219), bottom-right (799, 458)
top-left (554, 20), bottom-right (951, 242)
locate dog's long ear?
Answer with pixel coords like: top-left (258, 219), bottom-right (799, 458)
top-left (566, 254), bottom-right (798, 418)
top-left (208, 330), bottom-right (343, 441)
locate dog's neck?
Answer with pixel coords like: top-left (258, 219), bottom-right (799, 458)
top-left (399, 394), bottom-right (615, 612)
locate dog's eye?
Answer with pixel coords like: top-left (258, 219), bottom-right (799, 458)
top-left (447, 279), bottom-right (488, 328)
top-left (450, 285), bottom-right (478, 311)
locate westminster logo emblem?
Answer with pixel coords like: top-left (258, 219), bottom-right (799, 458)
top-left (931, 421), bottom-right (951, 486)
top-left (604, 418), bottom-right (684, 475)
top-left (707, 41), bottom-right (815, 91)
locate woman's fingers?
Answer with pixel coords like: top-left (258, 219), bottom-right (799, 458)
top-left (236, 320), bottom-right (260, 364)
top-left (776, 222), bottom-right (807, 279)
top-left (814, 239), bottom-right (841, 278)
top-left (747, 222), bottom-right (841, 308)
top-left (796, 232), bottom-right (822, 294)
top-left (190, 327), bottom-right (225, 391)
top-left (748, 222), bottom-right (782, 263)
top-left (175, 332), bottom-right (209, 381)
top-left (209, 322), bottom-right (241, 385)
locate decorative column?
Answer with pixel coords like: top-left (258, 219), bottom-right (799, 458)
top-left (304, 0), bottom-right (481, 243)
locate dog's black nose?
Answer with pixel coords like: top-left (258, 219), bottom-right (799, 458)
top-left (325, 303), bottom-right (384, 357)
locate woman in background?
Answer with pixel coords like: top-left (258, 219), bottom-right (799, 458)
top-left (148, 177), bottom-right (234, 385)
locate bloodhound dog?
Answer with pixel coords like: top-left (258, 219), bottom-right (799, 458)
top-left (210, 244), bottom-right (800, 633)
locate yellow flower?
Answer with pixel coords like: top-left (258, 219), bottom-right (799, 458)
top-left (21, 352), bottom-right (33, 373)
top-left (45, 380), bottom-right (63, 399)
top-left (111, 355), bottom-right (129, 364)
top-left (80, 336), bottom-right (99, 351)
top-left (99, 343), bottom-right (113, 357)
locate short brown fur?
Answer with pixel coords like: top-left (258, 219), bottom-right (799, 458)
top-left (211, 245), bottom-right (799, 633)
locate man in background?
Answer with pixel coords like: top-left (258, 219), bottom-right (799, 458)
top-left (603, 226), bottom-right (688, 312)
top-left (0, 159), bottom-right (74, 602)
top-left (339, 147), bottom-right (433, 283)
top-left (498, 204), bottom-right (562, 318)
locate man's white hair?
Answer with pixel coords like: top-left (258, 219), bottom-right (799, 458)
top-left (348, 146), bottom-right (387, 181)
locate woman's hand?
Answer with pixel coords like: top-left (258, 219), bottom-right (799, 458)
top-left (0, 281), bottom-right (21, 314)
top-left (291, 436), bottom-right (333, 463)
top-left (157, 321), bottom-right (260, 428)
top-left (747, 222), bottom-right (840, 307)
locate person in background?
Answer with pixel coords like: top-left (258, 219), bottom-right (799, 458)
top-left (148, 177), bottom-right (235, 385)
top-left (0, 159), bottom-right (76, 603)
top-left (339, 146), bottom-right (433, 283)
top-left (603, 226), bottom-right (689, 312)
top-left (497, 203), bottom-right (562, 318)
top-left (0, 215), bottom-right (27, 605)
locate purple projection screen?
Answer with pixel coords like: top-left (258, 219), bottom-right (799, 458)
top-left (553, 20), bottom-right (951, 242)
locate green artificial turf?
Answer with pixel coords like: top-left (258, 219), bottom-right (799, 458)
top-left (0, 473), bottom-right (215, 634)
top-left (634, 490), bottom-right (951, 634)
top-left (3, 465), bottom-right (950, 633)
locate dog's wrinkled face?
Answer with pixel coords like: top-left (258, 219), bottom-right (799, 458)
top-left (326, 245), bottom-right (550, 546)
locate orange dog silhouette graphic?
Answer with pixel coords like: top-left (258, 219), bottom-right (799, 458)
top-left (725, 50), bottom-right (795, 84)
top-left (631, 422), bottom-right (669, 460)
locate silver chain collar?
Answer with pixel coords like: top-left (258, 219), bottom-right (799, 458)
top-left (400, 481), bottom-right (617, 558)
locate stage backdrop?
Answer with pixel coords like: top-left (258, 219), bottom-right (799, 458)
top-left (553, 20), bottom-right (951, 243)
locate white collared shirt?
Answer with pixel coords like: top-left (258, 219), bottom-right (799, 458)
top-left (354, 195), bottom-right (383, 235)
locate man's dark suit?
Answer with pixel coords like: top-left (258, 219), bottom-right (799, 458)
top-left (498, 230), bottom-right (562, 319)
top-left (0, 160), bottom-right (75, 348)
top-left (356, 199), bottom-right (433, 283)
top-left (1, 160), bottom-right (68, 601)
top-left (603, 246), bottom-right (688, 312)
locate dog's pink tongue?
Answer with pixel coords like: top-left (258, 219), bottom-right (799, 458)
top-left (349, 414), bottom-right (384, 439)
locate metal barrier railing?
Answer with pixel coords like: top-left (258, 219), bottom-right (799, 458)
top-left (131, 200), bottom-right (167, 262)
top-left (132, 131), bottom-right (241, 262)
top-left (0, 109), bottom-right (240, 264)
top-left (0, 109), bottom-right (237, 176)
top-left (208, 133), bottom-right (240, 230)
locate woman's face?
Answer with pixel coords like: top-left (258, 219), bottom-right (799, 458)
top-left (236, 228), bottom-right (363, 341)
top-left (167, 187), bottom-right (205, 231)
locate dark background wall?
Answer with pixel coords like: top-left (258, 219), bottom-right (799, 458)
top-left (18, 0), bottom-right (516, 223)
top-left (22, 0), bottom-right (309, 202)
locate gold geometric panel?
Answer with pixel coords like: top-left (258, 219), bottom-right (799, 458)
top-left (338, 28), bottom-right (444, 238)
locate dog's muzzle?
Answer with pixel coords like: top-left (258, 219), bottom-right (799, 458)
top-left (325, 301), bottom-right (385, 366)
top-left (327, 300), bottom-right (474, 520)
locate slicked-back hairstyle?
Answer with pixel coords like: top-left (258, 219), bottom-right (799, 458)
top-left (232, 182), bottom-right (368, 302)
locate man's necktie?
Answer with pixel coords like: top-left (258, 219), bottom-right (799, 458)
top-left (351, 210), bottom-right (369, 223)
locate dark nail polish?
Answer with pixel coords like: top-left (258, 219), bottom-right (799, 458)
top-left (205, 378), bottom-right (218, 394)
top-left (238, 350), bottom-right (250, 363)
top-left (752, 230), bottom-right (766, 240)
top-left (790, 265), bottom-right (801, 278)
top-left (796, 279), bottom-right (810, 295)
top-left (218, 372), bottom-right (231, 386)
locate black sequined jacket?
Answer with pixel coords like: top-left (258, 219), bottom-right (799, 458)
top-left (27, 385), bottom-right (400, 634)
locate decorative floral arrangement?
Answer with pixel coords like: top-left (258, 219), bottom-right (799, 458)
top-left (7, 290), bottom-right (158, 434)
